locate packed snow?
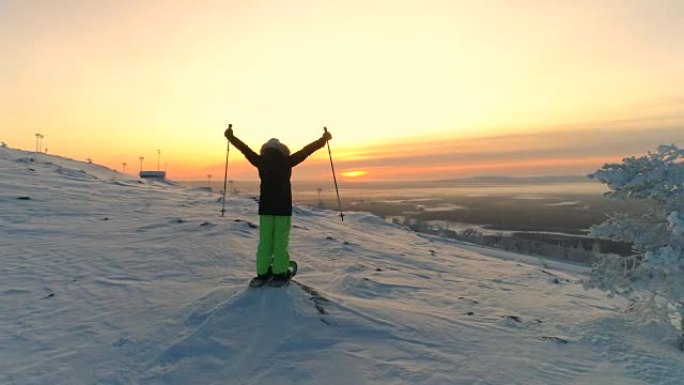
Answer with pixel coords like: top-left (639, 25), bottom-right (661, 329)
top-left (1, 146), bottom-right (683, 385)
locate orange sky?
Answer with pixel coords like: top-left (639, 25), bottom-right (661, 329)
top-left (2, 1), bottom-right (683, 180)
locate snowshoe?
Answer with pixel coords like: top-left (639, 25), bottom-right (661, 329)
top-left (289, 260), bottom-right (298, 278)
top-left (249, 274), bottom-right (272, 288)
top-left (249, 266), bottom-right (273, 288)
top-left (268, 273), bottom-right (289, 287)
top-left (267, 261), bottom-right (297, 287)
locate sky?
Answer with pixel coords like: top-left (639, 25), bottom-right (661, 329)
top-left (1, 0), bottom-right (683, 181)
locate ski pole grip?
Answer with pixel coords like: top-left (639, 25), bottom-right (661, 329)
top-left (225, 123), bottom-right (233, 140)
top-left (324, 126), bottom-right (328, 133)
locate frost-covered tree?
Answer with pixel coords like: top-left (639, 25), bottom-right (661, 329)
top-left (584, 145), bottom-right (684, 348)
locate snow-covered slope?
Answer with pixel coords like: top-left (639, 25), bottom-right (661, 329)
top-left (1, 146), bottom-right (683, 385)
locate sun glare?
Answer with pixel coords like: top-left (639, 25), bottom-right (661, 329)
top-left (341, 170), bottom-right (367, 178)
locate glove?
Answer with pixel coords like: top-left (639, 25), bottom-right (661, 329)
top-left (224, 127), bottom-right (233, 139)
top-left (322, 131), bottom-right (332, 141)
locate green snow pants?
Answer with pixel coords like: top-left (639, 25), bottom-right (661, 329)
top-left (256, 215), bottom-right (291, 275)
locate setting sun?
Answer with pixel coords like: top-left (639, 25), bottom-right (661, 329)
top-left (341, 170), bottom-right (367, 178)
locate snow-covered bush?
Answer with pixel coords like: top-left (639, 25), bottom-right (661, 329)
top-left (584, 145), bottom-right (684, 347)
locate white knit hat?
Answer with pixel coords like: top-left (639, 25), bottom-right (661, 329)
top-left (260, 138), bottom-right (290, 156)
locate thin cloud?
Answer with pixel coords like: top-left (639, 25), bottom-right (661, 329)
top-left (333, 124), bottom-right (684, 179)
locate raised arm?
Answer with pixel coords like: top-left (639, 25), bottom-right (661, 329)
top-left (225, 127), bottom-right (260, 167)
top-left (289, 131), bottom-right (332, 167)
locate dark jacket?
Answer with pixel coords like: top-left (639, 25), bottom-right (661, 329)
top-left (228, 135), bottom-right (327, 216)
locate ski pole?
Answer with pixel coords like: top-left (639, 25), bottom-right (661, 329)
top-left (324, 127), bottom-right (344, 221)
top-left (221, 123), bottom-right (231, 217)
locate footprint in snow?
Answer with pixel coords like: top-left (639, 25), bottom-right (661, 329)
top-left (292, 280), bottom-right (331, 324)
top-left (540, 336), bottom-right (570, 345)
top-left (233, 218), bottom-right (257, 229)
top-left (500, 315), bottom-right (543, 328)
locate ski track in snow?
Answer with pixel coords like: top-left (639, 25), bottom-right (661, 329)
top-left (1, 147), bottom-right (683, 385)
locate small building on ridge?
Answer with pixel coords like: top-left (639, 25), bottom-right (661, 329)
top-left (139, 171), bottom-right (166, 180)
